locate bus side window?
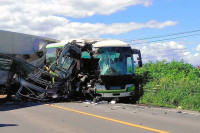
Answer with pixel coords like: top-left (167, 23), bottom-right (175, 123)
top-left (127, 57), bottom-right (133, 74)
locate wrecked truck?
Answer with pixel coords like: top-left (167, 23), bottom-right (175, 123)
top-left (45, 39), bottom-right (143, 102)
top-left (0, 30), bottom-right (61, 100)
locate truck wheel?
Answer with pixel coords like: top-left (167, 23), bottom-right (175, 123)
top-left (65, 80), bottom-right (76, 101)
top-left (119, 97), bottom-right (132, 103)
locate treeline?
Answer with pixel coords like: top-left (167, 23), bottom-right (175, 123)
top-left (135, 60), bottom-right (200, 111)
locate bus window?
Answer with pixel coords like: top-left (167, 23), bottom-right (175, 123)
top-left (81, 51), bottom-right (91, 58)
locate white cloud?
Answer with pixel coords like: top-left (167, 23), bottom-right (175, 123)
top-left (0, 0), bottom-right (177, 40)
top-left (196, 44), bottom-right (200, 52)
top-left (0, 0), bottom-right (153, 18)
top-left (46, 20), bottom-right (177, 39)
top-left (133, 41), bottom-right (200, 66)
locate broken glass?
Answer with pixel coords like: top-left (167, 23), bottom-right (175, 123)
top-left (94, 47), bottom-right (134, 75)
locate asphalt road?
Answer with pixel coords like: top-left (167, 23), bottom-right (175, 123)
top-left (0, 101), bottom-right (200, 133)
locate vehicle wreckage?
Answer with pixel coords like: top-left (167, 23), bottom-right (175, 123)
top-left (0, 30), bottom-right (143, 103)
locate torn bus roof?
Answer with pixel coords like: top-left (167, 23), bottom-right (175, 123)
top-left (92, 40), bottom-right (130, 48)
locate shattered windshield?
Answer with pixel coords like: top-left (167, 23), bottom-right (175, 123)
top-left (62, 57), bottom-right (74, 70)
top-left (95, 47), bottom-right (134, 75)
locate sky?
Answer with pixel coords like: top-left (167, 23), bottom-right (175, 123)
top-left (0, 0), bottom-right (200, 66)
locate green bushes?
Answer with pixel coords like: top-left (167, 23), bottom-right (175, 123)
top-left (136, 60), bottom-right (200, 111)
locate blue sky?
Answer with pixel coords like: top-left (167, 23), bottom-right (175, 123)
top-left (1, 0), bottom-right (200, 65)
top-left (69, 0), bottom-right (200, 65)
top-left (68, 0), bottom-right (200, 43)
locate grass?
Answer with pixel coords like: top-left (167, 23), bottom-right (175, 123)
top-left (135, 60), bottom-right (200, 111)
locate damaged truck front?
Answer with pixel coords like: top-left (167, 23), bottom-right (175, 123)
top-left (0, 30), bottom-right (64, 100)
top-left (46, 39), bottom-right (143, 102)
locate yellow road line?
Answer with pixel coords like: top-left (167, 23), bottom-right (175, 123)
top-left (45, 104), bottom-right (170, 133)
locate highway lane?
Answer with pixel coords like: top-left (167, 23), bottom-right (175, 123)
top-left (0, 102), bottom-right (200, 133)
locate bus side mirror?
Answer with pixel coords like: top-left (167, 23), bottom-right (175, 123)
top-left (138, 60), bottom-right (142, 67)
top-left (132, 49), bottom-right (142, 67)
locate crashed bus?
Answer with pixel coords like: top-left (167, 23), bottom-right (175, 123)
top-left (45, 39), bottom-right (143, 102)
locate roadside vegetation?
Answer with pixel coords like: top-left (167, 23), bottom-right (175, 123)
top-left (135, 60), bottom-right (200, 111)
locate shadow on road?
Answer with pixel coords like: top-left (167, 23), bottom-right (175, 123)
top-left (0, 124), bottom-right (18, 127)
top-left (0, 101), bottom-right (51, 112)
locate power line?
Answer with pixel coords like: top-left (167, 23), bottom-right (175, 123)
top-left (128, 33), bottom-right (200, 45)
top-left (123, 29), bottom-right (200, 43)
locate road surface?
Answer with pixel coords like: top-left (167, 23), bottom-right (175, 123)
top-left (0, 101), bottom-right (200, 133)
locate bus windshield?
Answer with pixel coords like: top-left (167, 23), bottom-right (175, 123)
top-left (95, 47), bottom-right (134, 76)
